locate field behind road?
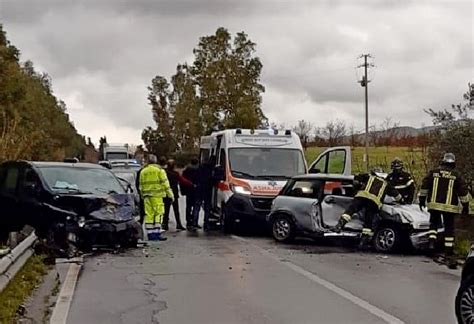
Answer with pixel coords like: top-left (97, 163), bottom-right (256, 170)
top-left (305, 146), bottom-right (427, 186)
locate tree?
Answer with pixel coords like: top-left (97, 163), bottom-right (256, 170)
top-left (144, 27), bottom-right (267, 154)
top-left (318, 120), bottom-right (347, 146)
top-left (426, 83), bottom-right (474, 184)
top-left (192, 28), bottom-right (266, 132)
top-left (378, 117), bottom-right (400, 150)
top-left (171, 64), bottom-right (201, 151)
top-left (348, 124), bottom-right (361, 147)
top-left (293, 120), bottom-right (313, 150)
top-left (145, 76), bottom-right (176, 157)
top-left (98, 136), bottom-right (107, 160)
top-left (0, 24), bottom-right (85, 162)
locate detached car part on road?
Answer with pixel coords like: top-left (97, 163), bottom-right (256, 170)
top-left (268, 174), bottom-right (433, 253)
top-left (0, 161), bottom-right (142, 257)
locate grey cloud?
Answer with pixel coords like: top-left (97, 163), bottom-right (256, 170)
top-left (0, 0), bottom-right (471, 144)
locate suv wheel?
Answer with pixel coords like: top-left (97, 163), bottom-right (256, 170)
top-left (272, 215), bottom-right (294, 243)
top-left (374, 224), bottom-right (402, 253)
top-left (221, 207), bottom-right (234, 234)
top-left (456, 275), bottom-right (474, 324)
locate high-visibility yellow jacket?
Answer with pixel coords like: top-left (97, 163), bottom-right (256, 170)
top-left (420, 166), bottom-right (469, 214)
top-left (138, 164), bottom-right (174, 199)
top-left (356, 175), bottom-right (401, 208)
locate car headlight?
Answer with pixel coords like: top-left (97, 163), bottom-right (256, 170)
top-left (78, 216), bottom-right (86, 228)
top-left (231, 184), bottom-right (252, 196)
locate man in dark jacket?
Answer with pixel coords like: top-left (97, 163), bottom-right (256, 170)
top-left (192, 155), bottom-right (216, 232)
top-left (386, 158), bottom-right (416, 204)
top-left (162, 159), bottom-right (192, 231)
top-left (182, 158), bottom-right (200, 230)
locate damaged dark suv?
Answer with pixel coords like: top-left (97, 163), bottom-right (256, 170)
top-left (0, 161), bottom-right (142, 256)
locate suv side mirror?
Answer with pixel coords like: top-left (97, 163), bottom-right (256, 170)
top-left (25, 183), bottom-right (40, 197)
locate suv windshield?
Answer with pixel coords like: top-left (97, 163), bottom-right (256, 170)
top-left (39, 166), bottom-right (126, 195)
top-left (229, 148), bottom-right (306, 180)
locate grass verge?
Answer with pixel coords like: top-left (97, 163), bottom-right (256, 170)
top-left (0, 254), bottom-right (48, 323)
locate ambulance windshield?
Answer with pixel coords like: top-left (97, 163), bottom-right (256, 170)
top-left (228, 148), bottom-right (306, 180)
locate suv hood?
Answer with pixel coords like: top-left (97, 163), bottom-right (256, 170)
top-left (47, 193), bottom-right (135, 222)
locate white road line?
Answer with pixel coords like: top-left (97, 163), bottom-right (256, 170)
top-left (232, 235), bottom-right (405, 324)
top-left (50, 261), bottom-right (82, 324)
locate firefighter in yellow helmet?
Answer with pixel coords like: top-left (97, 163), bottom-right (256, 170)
top-left (334, 169), bottom-right (403, 248)
top-left (419, 153), bottom-right (470, 269)
top-left (138, 154), bottom-right (174, 241)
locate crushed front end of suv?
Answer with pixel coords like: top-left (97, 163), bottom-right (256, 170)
top-left (0, 161), bottom-right (143, 257)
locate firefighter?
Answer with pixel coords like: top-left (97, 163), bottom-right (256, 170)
top-left (386, 158), bottom-right (416, 204)
top-left (419, 153), bottom-right (470, 269)
top-left (334, 170), bottom-right (403, 247)
top-left (138, 154), bottom-right (174, 241)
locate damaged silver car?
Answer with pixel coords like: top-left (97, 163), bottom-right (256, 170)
top-left (0, 161), bottom-right (143, 257)
top-left (268, 174), bottom-right (433, 253)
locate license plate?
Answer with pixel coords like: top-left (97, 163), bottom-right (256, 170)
top-left (116, 223), bottom-right (127, 231)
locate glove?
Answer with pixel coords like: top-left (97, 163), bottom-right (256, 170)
top-left (419, 196), bottom-right (426, 211)
top-left (462, 203), bottom-right (469, 216)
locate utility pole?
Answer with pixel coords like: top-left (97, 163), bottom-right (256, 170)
top-left (357, 54), bottom-right (374, 172)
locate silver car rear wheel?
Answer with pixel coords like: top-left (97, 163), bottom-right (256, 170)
top-left (272, 216), bottom-right (294, 243)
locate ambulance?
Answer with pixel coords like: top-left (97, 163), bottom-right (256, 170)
top-left (199, 128), bottom-right (307, 232)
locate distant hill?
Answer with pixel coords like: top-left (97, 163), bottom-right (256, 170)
top-left (334, 125), bottom-right (438, 146)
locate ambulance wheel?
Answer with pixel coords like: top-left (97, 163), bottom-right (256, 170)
top-left (221, 207), bottom-right (234, 234)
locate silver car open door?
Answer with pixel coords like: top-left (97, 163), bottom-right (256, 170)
top-left (308, 146), bottom-right (352, 175)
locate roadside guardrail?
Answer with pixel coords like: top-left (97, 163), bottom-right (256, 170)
top-left (0, 233), bottom-right (37, 293)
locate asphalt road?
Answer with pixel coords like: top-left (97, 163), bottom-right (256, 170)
top-left (66, 200), bottom-right (461, 324)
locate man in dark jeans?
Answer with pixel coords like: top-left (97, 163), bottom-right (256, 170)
top-left (192, 156), bottom-right (216, 232)
top-left (182, 158), bottom-right (200, 230)
top-left (162, 159), bottom-right (192, 231)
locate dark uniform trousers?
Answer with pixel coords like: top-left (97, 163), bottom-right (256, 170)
top-left (428, 211), bottom-right (455, 255)
top-left (163, 197), bottom-right (183, 229)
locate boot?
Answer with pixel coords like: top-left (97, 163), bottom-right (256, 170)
top-left (333, 219), bottom-right (347, 233)
top-left (156, 232), bottom-right (168, 241)
top-left (358, 234), bottom-right (373, 250)
top-left (427, 238), bottom-right (437, 257)
top-left (446, 254), bottom-right (458, 270)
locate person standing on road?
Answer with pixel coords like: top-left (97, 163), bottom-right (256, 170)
top-left (193, 155), bottom-right (216, 232)
top-left (386, 158), bottom-right (416, 204)
top-left (162, 159), bottom-right (193, 231)
top-left (182, 158), bottom-right (200, 230)
top-left (334, 171), bottom-right (403, 247)
top-left (138, 154), bottom-right (174, 241)
top-left (419, 153), bottom-right (470, 269)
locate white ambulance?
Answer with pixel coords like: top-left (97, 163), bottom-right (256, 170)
top-left (199, 128), bottom-right (307, 232)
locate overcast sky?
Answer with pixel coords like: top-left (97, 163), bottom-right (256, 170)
top-left (1, 0), bottom-right (472, 145)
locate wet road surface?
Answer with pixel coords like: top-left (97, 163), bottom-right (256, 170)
top-left (66, 203), bottom-right (461, 324)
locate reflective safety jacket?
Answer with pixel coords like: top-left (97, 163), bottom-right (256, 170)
top-left (356, 175), bottom-right (402, 208)
top-left (138, 164), bottom-right (174, 199)
top-left (386, 171), bottom-right (416, 204)
top-left (420, 166), bottom-right (469, 213)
